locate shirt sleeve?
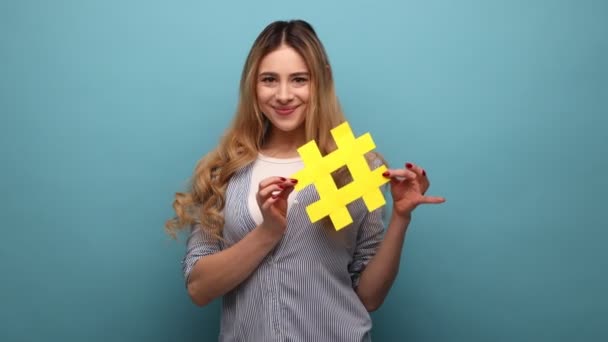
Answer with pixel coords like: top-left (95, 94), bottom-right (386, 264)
top-left (181, 223), bottom-right (222, 287)
top-left (348, 205), bottom-right (386, 289)
top-left (348, 155), bottom-right (388, 288)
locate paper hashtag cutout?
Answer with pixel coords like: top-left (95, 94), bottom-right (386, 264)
top-left (291, 122), bottom-right (389, 230)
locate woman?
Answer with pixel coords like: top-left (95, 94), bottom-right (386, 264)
top-left (166, 19), bottom-right (445, 342)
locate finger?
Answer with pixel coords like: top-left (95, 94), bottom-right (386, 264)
top-left (258, 180), bottom-right (298, 205)
top-left (277, 184), bottom-right (295, 199)
top-left (405, 162), bottom-right (425, 178)
top-left (406, 162), bottom-right (430, 193)
top-left (258, 176), bottom-right (296, 190)
top-left (419, 196), bottom-right (446, 204)
top-left (258, 183), bottom-right (284, 200)
top-left (261, 195), bottom-right (280, 210)
top-left (262, 186), bottom-right (295, 211)
top-left (383, 169), bottom-right (417, 181)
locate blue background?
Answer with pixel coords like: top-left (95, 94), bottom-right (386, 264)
top-left (1, 0), bottom-right (607, 341)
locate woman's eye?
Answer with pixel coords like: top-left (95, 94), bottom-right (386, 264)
top-left (261, 76), bottom-right (276, 83)
top-left (293, 77), bottom-right (308, 84)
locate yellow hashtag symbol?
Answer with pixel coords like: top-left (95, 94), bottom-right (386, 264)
top-left (291, 122), bottom-right (389, 230)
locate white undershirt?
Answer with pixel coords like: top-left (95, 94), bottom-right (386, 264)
top-left (248, 153), bottom-right (304, 225)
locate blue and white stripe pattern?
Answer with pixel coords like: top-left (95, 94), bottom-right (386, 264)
top-left (183, 162), bottom-right (385, 341)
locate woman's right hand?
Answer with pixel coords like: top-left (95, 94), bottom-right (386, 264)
top-left (256, 177), bottom-right (297, 236)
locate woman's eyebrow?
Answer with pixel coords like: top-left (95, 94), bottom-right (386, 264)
top-left (258, 71), bottom-right (309, 77)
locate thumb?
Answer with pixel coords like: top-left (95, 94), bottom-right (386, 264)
top-left (420, 195), bottom-right (446, 204)
top-left (279, 185), bottom-right (295, 199)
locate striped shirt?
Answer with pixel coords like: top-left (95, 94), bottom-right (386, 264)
top-left (182, 159), bottom-right (385, 342)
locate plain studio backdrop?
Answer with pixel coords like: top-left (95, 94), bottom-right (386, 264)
top-left (1, 0), bottom-right (606, 341)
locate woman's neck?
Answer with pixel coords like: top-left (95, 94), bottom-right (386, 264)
top-left (261, 127), bottom-right (306, 158)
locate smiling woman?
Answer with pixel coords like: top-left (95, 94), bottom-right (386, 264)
top-left (256, 45), bottom-right (310, 151)
top-left (165, 19), bottom-right (445, 342)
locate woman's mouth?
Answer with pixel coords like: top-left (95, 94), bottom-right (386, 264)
top-left (274, 106), bottom-right (298, 116)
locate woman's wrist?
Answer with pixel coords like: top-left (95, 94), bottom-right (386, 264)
top-left (257, 221), bottom-right (285, 244)
top-left (389, 211), bottom-right (412, 230)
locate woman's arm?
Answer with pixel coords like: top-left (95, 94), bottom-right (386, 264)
top-left (187, 223), bottom-right (281, 307)
top-left (186, 176), bottom-right (296, 306)
top-left (355, 162), bottom-right (445, 311)
top-left (355, 214), bottom-right (410, 312)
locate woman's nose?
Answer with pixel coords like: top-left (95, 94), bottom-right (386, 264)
top-left (275, 83), bottom-right (293, 102)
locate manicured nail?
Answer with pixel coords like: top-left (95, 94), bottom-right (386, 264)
top-left (422, 170), bottom-right (426, 176)
top-left (280, 177), bottom-right (286, 181)
top-left (290, 179), bottom-right (298, 184)
top-left (279, 185), bottom-right (284, 189)
top-left (382, 171), bottom-right (390, 177)
top-left (271, 194), bottom-right (278, 199)
top-left (406, 163), bottom-right (413, 169)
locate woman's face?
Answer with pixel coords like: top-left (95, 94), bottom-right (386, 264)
top-left (256, 45), bottom-right (310, 136)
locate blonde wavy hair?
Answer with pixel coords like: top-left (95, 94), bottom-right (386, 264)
top-left (166, 20), bottom-right (384, 239)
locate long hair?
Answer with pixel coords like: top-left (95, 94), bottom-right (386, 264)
top-left (166, 20), bottom-right (383, 239)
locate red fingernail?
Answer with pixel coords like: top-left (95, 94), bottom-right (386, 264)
top-left (290, 179), bottom-right (298, 184)
top-left (406, 163), bottom-right (413, 169)
top-left (271, 194), bottom-right (278, 199)
top-left (423, 170), bottom-right (426, 176)
top-left (382, 171), bottom-right (390, 177)
top-left (280, 177), bottom-right (286, 181)
top-left (279, 185), bottom-right (284, 189)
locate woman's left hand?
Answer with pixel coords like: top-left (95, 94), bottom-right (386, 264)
top-left (383, 162), bottom-right (446, 219)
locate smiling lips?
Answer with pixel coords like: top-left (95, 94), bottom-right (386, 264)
top-left (274, 106), bottom-right (298, 116)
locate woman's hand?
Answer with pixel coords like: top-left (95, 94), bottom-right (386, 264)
top-left (383, 162), bottom-right (445, 219)
top-left (256, 177), bottom-right (297, 235)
